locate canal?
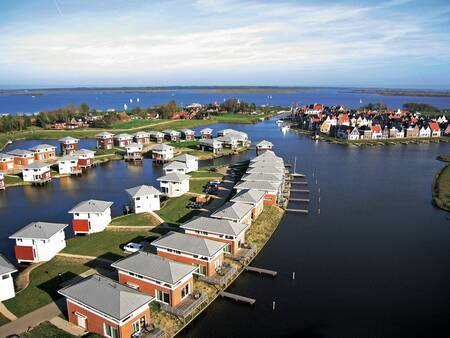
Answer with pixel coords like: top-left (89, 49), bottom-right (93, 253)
top-left (1, 118), bottom-right (449, 337)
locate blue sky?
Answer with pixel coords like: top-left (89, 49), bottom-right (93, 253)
top-left (0, 0), bottom-right (449, 88)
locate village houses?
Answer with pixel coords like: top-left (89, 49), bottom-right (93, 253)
top-left (22, 161), bottom-right (52, 185)
top-left (211, 202), bottom-right (254, 226)
top-left (133, 131), bottom-right (150, 144)
top-left (152, 144), bottom-right (174, 163)
top-left (113, 133), bottom-right (133, 147)
top-left (199, 138), bottom-right (223, 155)
top-left (8, 149), bottom-right (35, 167)
top-left (29, 144), bottom-right (57, 161)
top-left (125, 185), bottom-right (161, 213)
top-left (58, 155), bottom-right (81, 175)
top-left (68, 199), bottom-right (114, 235)
top-left (124, 143), bottom-right (144, 161)
top-left (200, 128), bottom-right (213, 139)
top-left (59, 136), bottom-right (80, 155)
top-left (0, 153), bottom-right (14, 171)
top-left (173, 154), bottom-right (199, 172)
top-left (95, 132), bottom-right (114, 150)
top-left (157, 172), bottom-right (190, 197)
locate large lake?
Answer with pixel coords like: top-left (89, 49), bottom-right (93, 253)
top-left (1, 88), bottom-right (450, 114)
top-left (0, 118), bottom-right (449, 336)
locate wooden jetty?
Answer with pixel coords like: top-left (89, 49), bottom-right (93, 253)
top-left (290, 189), bottom-right (310, 193)
top-left (220, 292), bottom-right (256, 305)
top-left (245, 266), bottom-right (278, 277)
top-left (289, 198), bottom-right (310, 202)
top-left (291, 182), bottom-right (308, 185)
top-left (292, 173), bottom-right (305, 177)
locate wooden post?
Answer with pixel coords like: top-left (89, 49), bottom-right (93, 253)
top-left (292, 272), bottom-right (295, 280)
top-left (272, 301), bottom-right (276, 311)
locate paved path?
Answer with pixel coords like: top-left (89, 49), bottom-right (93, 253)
top-left (14, 262), bottom-right (44, 292)
top-left (0, 302), bottom-right (17, 321)
top-left (50, 316), bottom-right (86, 336)
top-left (0, 298), bottom-right (66, 337)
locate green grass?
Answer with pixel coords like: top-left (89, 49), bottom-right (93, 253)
top-left (433, 164), bottom-right (450, 211)
top-left (169, 140), bottom-right (199, 149)
top-left (189, 179), bottom-right (211, 194)
top-left (110, 212), bottom-right (161, 227)
top-left (437, 154), bottom-right (450, 162)
top-left (4, 174), bottom-right (23, 185)
top-left (189, 170), bottom-right (224, 178)
top-left (21, 321), bottom-right (102, 338)
top-left (63, 229), bottom-right (150, 259)
top-left (3, 257), bottom-right (89, 317)
top-left (112, 119), bottom-right (159, 129)
top-left (247, 206), bottom-right (284, 248)
top-left (152, 119), bottom-right (213, 131)
top-left (155, 195), bottom-right (200, 225)
top-left (0, 313), bottom-right (9, 326)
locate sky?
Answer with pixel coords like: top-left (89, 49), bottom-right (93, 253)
top-left (0, 0), bottom-right (449, 89)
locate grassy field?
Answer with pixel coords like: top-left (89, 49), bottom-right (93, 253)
top-left (112, 119), bottom-right (160, 129)
top-left (189, 170), bottom-right (224, 178)
top-left (189, 179), bottom-right (211, 194)
top-left (214, 113), bottom-right (268, 123)
top-left (22, 321), bottom-right (102, 338)
top-left (433, 164), bottom-right (450, 211)
top-left (0, 313), bottom-right (9, 326)
top-left (247, 206), bottom-right (284, 247)
top-left (110, 212), bottom-right (161, 227)
top-left (63, 229), bottom-right (151, 259)
top-left (4, 174), bottom-right (23, 185)
top-left (169, 140), bottom-right (199, 149)
top-left (155, 195), bottom-right (200, 225)
top-left (3, 257), bottom-right (89, 317)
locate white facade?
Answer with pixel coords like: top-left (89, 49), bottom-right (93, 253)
top-left (163, 162), bottom-right (188, 175)
top-left (0, 270), bottom-right (16, 301)
top-left (152, 145), bottom-right (174, 162)
top-left (126, 186), bottom-right (161, 213)
top-left (173, 154), bottom-right (198, 173)
top-left (58, 156), bottom-right (80, 175)
top-left (158, 173), bottom-right (190, 198)
top-left (22, 163), bottom-right (52, 183)
top-left (419, 126), bottom-right (431, 138)
top-left (12, 230), bottom-right (67, 263)
top-left (71, 210), bottom-right (112, 234)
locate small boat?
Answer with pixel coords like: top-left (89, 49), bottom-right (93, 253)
top-left (276, 120), bottom-right (284, 125)
top-left (137, 98), bottom-right (140, 103)
top-left (130, 98), bottom-right (133, 103)
top-left (281, 126), bottom-right (290, 133)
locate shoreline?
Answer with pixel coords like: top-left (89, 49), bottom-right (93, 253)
top-left (432, 162), bottom-right (450, 212)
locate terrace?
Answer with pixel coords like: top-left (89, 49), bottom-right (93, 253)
top-left (198, 263), bottom-right (237, 287)
top-left (225, 243), bottom-right (257, 264)
top-left (160, 291), bottom-right (208, 320)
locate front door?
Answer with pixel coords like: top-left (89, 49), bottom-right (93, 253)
top-left (76, 314), bottom-right (87, 329)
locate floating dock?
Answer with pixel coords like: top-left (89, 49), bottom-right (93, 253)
top-left (245, 266), bottom-right (278, 277)
top-left (286, 209), bottom-right (309, 214)
top-left (220, 292), bottom-right (256, 305)
top-left (290, 189), bottom-right (310, 193)
top-left (289, 198), bottom-right (310, 202)
top-left (292, 173), bottom-right (305, 177)
top-left (291, 182), bottom-right (308, 185)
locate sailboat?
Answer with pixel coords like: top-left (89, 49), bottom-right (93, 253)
top-left (130, 98), bottom-right (133, 103)
top-left (359, 99), bottom-right (363, 104)
top-left (124, 104), bottom-right (128, 110)
top-left (137, 98), bottom-right (140, 103)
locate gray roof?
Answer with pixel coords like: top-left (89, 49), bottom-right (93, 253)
top-left (29, 144), bottom-right (57, 151)
top-left (126, 185), bottom-right (161, 198)
top-left (152, 144), bottom-right (174, 151)
top-left (9, 221), bottom-right (68, 240)
top-left (0, 153), bottom-right (13, 160)
top-left (58, 274), bottom-right (153, 321)
top-left (133, 131), bottom-right (150, 137)
top-left (200, 128), bottom-right (213, 133)
top-left (211, 202), bottom-right (254, 221)
top-left (114, 133), bottom-right (133, 139)
top-left (126, 142), bottom-right (143, 149)
top-left (59, 136), bottom-right (79, 143)
top-left (148, 131), bottom-right (164, 137)
top-left (95, 131), bottom-right (114, 138)
top-left (230, 189), bottom-right (266, 204)
top-left (157, 172), bottom-right (190, 182)
top-left (251, 151), bottom-right (283, 163)
top-left (73, 149), bottom-right (95, 156)
top-left (249, 160), bottom-right (284, 169)
top-left (180, 128), bottom-right (194, 134)
top-left (7, 149), bottom-right (33, 156)
top-left (58, 155), bottom-right (78, 162)
top-left (234, 180), bottom-right (280, 192)
top-left (152, 231), bottom-right (225, 257)
top-left (162, 129), bottom-right (179, 135)
top-left (23, 161), bottom-right (51, 169)
top-left (0, 254), bottom-right (17, 275)
top-left (68, 199), bottom-right (114, 214)
top-left (181, 217), bottom-right (248, 236)
top-left (173, 154), bottom-right (198, 162)
top-left (255, 140), bottom-right (273, 148)
top-left (163, 161), bottom-right (187, 170)
top-left (199, 138), bottom-right (221, 146)
top-left (111, 252), bottom-right (196, 285)
top-left (242, 173), bottom-right (283, 183)
top-left (246, 166), bottom-right (284, 174)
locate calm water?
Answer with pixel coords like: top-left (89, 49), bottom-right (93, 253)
top-left (2, 88), bottom-right (450, 114)
top-left (1, 117), bottom-right (449, 337)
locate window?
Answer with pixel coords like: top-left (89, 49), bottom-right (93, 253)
top-left (224, 244), bottom-right (231, 253)
top-left (104, 323), bottom-right (119, 338)
top-left (132, 320), bottom-right (140, 333)
top-left (2, 275), bottom-right (9, 280)
top-left (193, 264), bottom-right (207, 276)
top-left (181, 283), bottom-right (189, 298)
top-left (156, 290), bottom-right (170, 304)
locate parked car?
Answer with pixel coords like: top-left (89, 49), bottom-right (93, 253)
top-left (188, 202), bottom-right (203, 209)
top-left (124, 242), bottom-right (143, 253)
top-left (209, 179), bottom-right (221, 186)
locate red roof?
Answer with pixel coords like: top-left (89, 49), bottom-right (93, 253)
top-left (371, 125), bottom-right (382, 133)
top-left (428, 122), bottom-right (440, 132)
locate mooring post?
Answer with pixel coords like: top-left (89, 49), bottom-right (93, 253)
top-left (273, 301), bottom-right (276, 311)
top-left (292, 272), bottom-right (295, 280)
top-left (318, 208), bottom-right (321, 215)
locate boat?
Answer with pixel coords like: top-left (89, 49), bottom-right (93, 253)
top-left (276, 119), bottom-right (284, 125)
top-left (281, 125), bottom-right (290, 133)
top-left (130, 98), bottom-right (133, 103)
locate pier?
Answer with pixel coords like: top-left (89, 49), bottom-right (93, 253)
top-left (220, 292), bottom-right (256, 305)
top-left (286, 209), bottom-right (309, 214)
top-left (289, 198), bottom-right (310, 202)
top-left (290, 189), bottom-right (310, 193)
top-left (245, 266), bottom-right (278, 277)
top-left (291, 181), bottom-right (308, 185)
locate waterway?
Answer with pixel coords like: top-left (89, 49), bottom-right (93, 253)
top-left (1, 117), bottom-right (449, 337)
top-left (1, 87), bottom-right (450, 114)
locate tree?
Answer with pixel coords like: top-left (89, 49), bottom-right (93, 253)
top-left (80, 103), bottom-right (90, 115)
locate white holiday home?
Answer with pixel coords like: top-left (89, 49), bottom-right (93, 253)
top-left (22, 161), bottom-right (52, 184)
top-left (173, 154), bottom-right (198, 173)
top-left (0, 254), bottom-right (17, 301)
top-left (58, 155), bottom-right (81, 175)
top-left (9, 221), bottom-right (68, 263)
top-left (157, 172), bottom-right (190, 197)
top-left (68, 199), bottom-right (114, 235)
top-left (126, 185), bottom-right (161, 213)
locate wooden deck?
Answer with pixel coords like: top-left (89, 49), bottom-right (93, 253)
top-left (198, 264), bottom-right (238, 287)
top-left (161, 292), bottom-right (208, 319)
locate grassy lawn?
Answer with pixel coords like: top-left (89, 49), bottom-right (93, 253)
top-left (63, 229), bottom-right (151, 259)
top-left (3, 257), bottom-right (89, 317)
top-left (189, 170), bottom-right (224, 178)
top-left (247, 206), bottom-right (284, 248)
top-left (22, 321), bottom-right (102, 338)
top-left (110, 212), bottom-right (161, 227)
top-left (433, 164), bottom-right (450, 211)
top-left (155, 195), bottom-right (200, 225)
top-left (152, 119), bottom-right (213, 131)
top-left (0, 313), bottom-right (9, 326)
top-left (189, 179), bottom-right (211, 194)
top-left (112, 119), bottom-right (159, 129)
top-left (169, 140), bottom-right (199, 149)
top-left (4, 174), bottom-right (23, 185)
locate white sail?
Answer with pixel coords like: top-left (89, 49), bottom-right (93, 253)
top-left (124, 103), bottom-right (128, 110)
top-left (130, 98), bottom-right (133, 103)
top-left (137, 98), bottom-right (140, 103)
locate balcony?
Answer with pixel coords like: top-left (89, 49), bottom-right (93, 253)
top-left (198, 264), bottom-right (237, 287)
top-left (125, 153), bottom-right (144, 161)
top-left (160, 291), bottom-right (208, 319)
top-left (225, 244), bottom-right (257, 264)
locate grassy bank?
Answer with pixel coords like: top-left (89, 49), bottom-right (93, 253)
top-left (3, 257), bottom-right (90, 317)
top-left (189, 179), bottom-right (211, 194)
top-left (22, 321), bottom-right (101, 338)
top-left (433, 163), bottom-right (450, 211)
top-left (110, 212), bottom-right (161, 227)
top-left (155, 195), bottom-right (200, 225)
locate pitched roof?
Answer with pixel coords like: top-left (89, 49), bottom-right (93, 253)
top-left (9, 221), bottom-right (68, 240)
top-left (114, 133), bottom-right (133, 139)
top-left (157, 172), bottom-right (190, 182)
top-left (126, 142), bottom-right (143, 150)
top-left (59, 136), bottom-right (79, 143)
top-left (199, 138), bottom-right (221, 146)
top-left (173, 154), bottom-right (198, 162)
top-left (234, 180), bottom-right (280, 192)
top-left (152, 144), bottom-right (174, 152)
top-left (163, 161), bottom-right (187, 170)
top-left (0, 153), bottom-right (13, 160)
top-left (73, 149), bottom-right (95, 156)
top-left (246, 166), bottom-right (284, 174)
top-left (23, 161), bottom-right (51, 169)
top-left (58, 274), bottom-right (153, 321)
top-left (58, 155), bottom-right (78, 162)
top-left (230, 189), bottom-right (266, 204)
top-left (152, 231), bottom-right (225, 257)
top-left (133, 131), bottom-right (150, 137)
top-left (248, 161), bottom-right (284, 169)
top-left (211, 202), bottom-right (254, 221)
top-left (181, 217), bottom-right (248, 236)
top-left (95, 131), bottom-right (114, 138)
top-left (29, 144), bottom-right (57, 151)
top-left (0, 254), bottom-right (17, 275)
top-left (111, 252), bottom-right (196, 285)
top-left (200, 128), bottom-right (213, 133)
top-left (242, 173), bottom-right (283, 183)
top-left (255, 140), bottom-right (273, 148)
top-left (68, 199), bottom-right (114, 214)
top-left (126, 185), bottom-right (161, 198)
top-left (7, 149), bottom-right (33, 156)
